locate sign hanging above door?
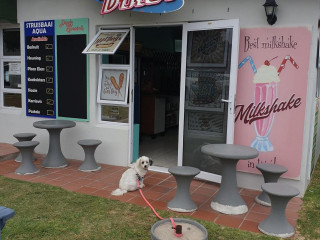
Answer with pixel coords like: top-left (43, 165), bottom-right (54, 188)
top-left (99, 0), bottom-right (184, 14)
top-left (82, 29), bottom-right (129, 54)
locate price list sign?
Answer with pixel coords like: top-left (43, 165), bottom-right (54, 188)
top-left (25, 20), bottom-right (55, 118)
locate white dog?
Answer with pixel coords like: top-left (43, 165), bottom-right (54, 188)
top-left (111, 156), bottom-right (152, 196)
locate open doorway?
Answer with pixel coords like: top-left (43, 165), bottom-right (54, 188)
top-left (134, 26), bottom-right (182, 168)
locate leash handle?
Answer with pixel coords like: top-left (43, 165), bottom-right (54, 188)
top-left (136, 179), bottom-right (182, 237)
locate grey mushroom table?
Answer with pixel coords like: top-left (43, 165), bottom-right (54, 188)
top-left (33, 120), bottom-right (76, 168)
top-left (201, 144), bottom-right (259, 215)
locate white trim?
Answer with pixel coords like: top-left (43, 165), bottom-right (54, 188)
top-left (211, 201), bottom-right (248, 215)
top-left (128, 26), bottom-right (135, 165)
top-left (0, 26), bottom-right (22, 110)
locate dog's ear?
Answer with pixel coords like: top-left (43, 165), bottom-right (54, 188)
top-left (149, 158), bottom-right (153, 166)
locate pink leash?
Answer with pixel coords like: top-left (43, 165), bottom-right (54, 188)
top-left (136, 179), bottom-right (182, 237)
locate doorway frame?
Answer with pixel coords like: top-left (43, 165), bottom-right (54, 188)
top-left (130, 23), bottom-right (183, 173)
top-left (130, 19), bottom-right (240, 181)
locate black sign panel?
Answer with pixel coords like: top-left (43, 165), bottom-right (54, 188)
top-left (25, 20), bottom-right (55, 118)
top-left (56, 34), bottom-right (87, 120)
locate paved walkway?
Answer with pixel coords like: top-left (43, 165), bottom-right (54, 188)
top-left (0, 143), bottom-right (302, 236)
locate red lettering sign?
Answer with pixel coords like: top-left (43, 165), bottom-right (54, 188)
top-left (235, 94), bottom-right (302, 124)
top-left (101, 0), bottom-right (175, 14)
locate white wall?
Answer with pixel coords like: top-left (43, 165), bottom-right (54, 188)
top-left (8, 0), bottom-right (319, 194)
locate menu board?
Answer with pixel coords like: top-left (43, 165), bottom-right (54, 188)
top-left (25, 20), bottom-right (56, 118)
top-left (55, 18), bottom-right (88, 120)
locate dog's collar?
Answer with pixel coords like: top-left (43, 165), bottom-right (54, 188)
top-left (136, 174), bottom-right (144, 182)
top-left (133, 165), bottom-right (144, 182)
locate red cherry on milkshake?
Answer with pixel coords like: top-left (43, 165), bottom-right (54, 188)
top-left (264, 60), bottom-right (270, 66)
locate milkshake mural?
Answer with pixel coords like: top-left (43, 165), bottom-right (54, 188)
top-left (235, 27), bottom-right (311, 179)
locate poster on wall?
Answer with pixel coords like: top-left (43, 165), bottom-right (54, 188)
top-left (234, 26), bottom-right (311, 179)
top-left (25, 20), bottom-right (56, 118)
top-left (97, 65), bottom-right (129, 105)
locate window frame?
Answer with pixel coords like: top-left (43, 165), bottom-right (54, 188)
top-left (97, 55), bottom-right (130, 125)
top-left (95, 26), bottom-right (132, 125)
top-left (0, 26), bottom-right (22, 110)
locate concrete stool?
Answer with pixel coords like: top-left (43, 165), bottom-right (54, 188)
top-left (0, 206), bottom-right (15, 239)
top-left (13, 141), bottom-right (40, 175)
top-left (13, 133), bottom-right (36, 162)
top-left (256, 163), bottom-right (288, 206)
top-left (258, 183), bottom-right (299, 238)
top-left (167, 166), bottom-right (200, 212)
top-left (78, 139), bottom-right (102, 172)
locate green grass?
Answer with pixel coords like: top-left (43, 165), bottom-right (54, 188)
top-left (0, 161), bottom-right (319, 239)
top-left (295, 159), bottom-right (320, 240)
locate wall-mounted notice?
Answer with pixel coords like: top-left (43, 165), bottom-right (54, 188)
top-left (55, 18), bottom-right (88, 121)
top-left (235, 27), bottom-right (311, 179)
top-left (25, 20), bottom-right (55, 118)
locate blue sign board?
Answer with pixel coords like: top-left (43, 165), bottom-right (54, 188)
top-left (24, 20), bottom-right (56, 118)
top-left (132, 0), bottom-right (184, 13)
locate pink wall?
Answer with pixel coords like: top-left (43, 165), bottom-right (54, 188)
top-left (235, 27), bottom-right (311, 179)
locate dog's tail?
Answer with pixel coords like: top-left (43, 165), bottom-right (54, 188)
top-left (111, 188), bottom-right (127, 196)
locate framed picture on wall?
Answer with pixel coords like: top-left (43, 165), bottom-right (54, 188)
top-left (97, 65), bottom-right (129, 105)
top-left (187, 29), bottom-right (229, 67)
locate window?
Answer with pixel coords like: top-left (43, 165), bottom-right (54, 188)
top-left (97, 31), bottom-right (130, 123)
top-left (0, 28), bottom-right (21, 108)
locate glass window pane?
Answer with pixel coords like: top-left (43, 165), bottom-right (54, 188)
top-left (101, 105), bottom-right (129, 123)
top-left (183, 28), bottom-right (233, 175)
top-left (3, 93), bottom-right (21, 108)
top-left (3, 62), bottom-right (21, 89)
top-left (101, 34), bottom-right (130, 65)
top-left (3, 29), bottom-right (20, 56)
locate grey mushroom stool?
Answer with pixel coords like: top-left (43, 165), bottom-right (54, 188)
top-left (167, 166), bottom-right (200, 212)
top-left (0, 206), bottom-right (15, 239)
top-left (201, 144), bottom-right (259, 215)
top-left (13, 141), bottom-right (40, 175)
top-left (13, 133), bottom-right (36, 162)
top-left (258, 183), bottom-right (299, 238)
top-left (256, 163), bottom-right (288, 206)
top-left (78, 139), bottom-right (102, 172)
